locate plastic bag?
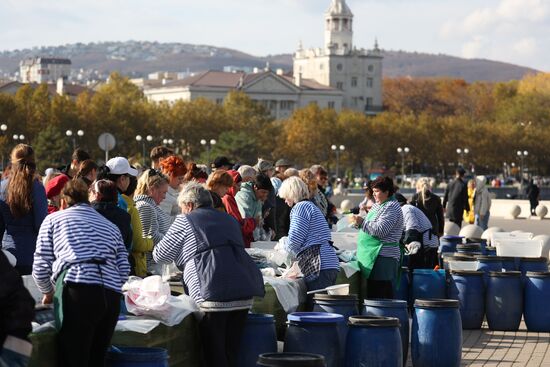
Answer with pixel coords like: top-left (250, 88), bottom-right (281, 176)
top-left (336, 215), bottom-right (359, 232)
top-left (281, 261), bottom-right (303, 279)
top-left (124, 276), bottom-right (200, 326)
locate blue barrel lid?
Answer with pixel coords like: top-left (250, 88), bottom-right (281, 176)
top-left (364, 299), bottom-right (408, 308)
top-left (257, 353), bottom-right (326, 367)
top-left (488, 271), bottom-right (521, 277)
top-left (246, 313), bottom-right (275, 323)
top-left (475, 255), bottom-right (504, 261)
top-left (520, 257), bottom-right (548, 263)
top-left (450, 270), bottom-right (484, 276)
top-left (526, 272), bottom-right (550, 278)
top-left (287, 312), bottom-right (344, 323)
top-left (441, 235), bottom-right (464, 240)
top-left (348, 316), bottom-right (400, 327)
top-left (414, 299), bottom-right (460, 308)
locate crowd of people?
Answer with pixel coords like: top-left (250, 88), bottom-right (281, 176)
top-left (0, 143), bottom-right (342, 367)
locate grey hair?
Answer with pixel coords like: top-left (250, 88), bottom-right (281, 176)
top-left (278, 176), bottom-right (310, 204)
top-left (238, 165), bottom-right (257, 180)
top-left (177, 181), bottom-right (213, 209)
top-left (284, 168), bottom-right (299, 178)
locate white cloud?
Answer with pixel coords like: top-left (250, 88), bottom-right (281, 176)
top-left (462, 8), bottom-right (494, 33)
top-left (512, 38), bottom-right (537, 56)
top-left (461, 36), bottom-right (488, 59)
top-left (496, 0), bottom-right (549, 21)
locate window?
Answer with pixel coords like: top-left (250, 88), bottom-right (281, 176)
top-left (336, 64), bottom-right (343, 71)
top-left (320, 63), bottom-right (324, 70)
top-left (368, 65), bottom-right (374, 72)
top-left (328, 101), bottom-right (335, 109)
top-left (343, 43), bottom-right (348, 49)
top-left (351, 77), bottom-right (358, 87)
top-left (367, 78), bottom-right (373, 88)
top-left (280, 101), bottom-right (294, 111)
top-left (336, 82), bottom-right (344, 90)
top-left (366, 97), bottom-right (373, 107)
top-left (216, 98), bottom-right (223, 105)
top-left (352, 97), bottom-right (359, 107)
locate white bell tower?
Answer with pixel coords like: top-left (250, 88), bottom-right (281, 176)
top-left (324, 0), bottom-right (354, 54)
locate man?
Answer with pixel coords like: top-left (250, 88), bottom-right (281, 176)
top-left (274, 158), bottom-right (292, 175)
top-left (212, 156), bottom-right (234, 171)
top-left (443, 167), bottom-right (469, 228)
top-left (153, 182), bottom-right (264, 367)
top-left (59, 148), bottom-right (90, 178)
top-left (149, 146), bottom-right (174, 170)
top-left (395, 193), bottom-right (439, 270)
top-left (235, 173), bottom-right (272, 242)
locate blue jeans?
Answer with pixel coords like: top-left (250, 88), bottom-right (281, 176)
top-left (305, 269), bottom-right (339, 310)
top-left (475, 213), bottom-right (490, 231)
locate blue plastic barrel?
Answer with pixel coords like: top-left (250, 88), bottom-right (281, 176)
top-left (394, 267), bottom-right (409, 303)
top-left (439, 236), bottom-right (463, 254)
top-left (364, 299), bottom-right (409, 364)
top-left (238, 314), bottom-right (277, 367)
top-left (312, 294), bottom-right (358, 352)
top-left (257, 353), bottom-right (326, 366)
top-left (500, 257), bottom-right (517, 272)
top-left (524, 272), bottom-right (550, 332)
top-left (284, 312), bottom-right (344, 367)
top-left (411, 299), bottom-right (462, 367)
top-left (475, 256), bottom-right (503, 284)
top-left (519, 258), bottom-right (548, 280)
top-left (345, 316), bottom-right (402, 367)
top-left (486, 271), bottom-right (523, 331)
top-left (456, 244), bottom-right (482, 256)
top-left (105, 347), bottom-right (168, 367)
top-left (448, 271), bottom-right (485, 329)
top-left (411, 269), bottom-right (447, 304)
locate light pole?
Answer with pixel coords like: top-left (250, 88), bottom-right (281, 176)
top-left (517, 150), bottom-right (528, 188)
top-left (13, 134), bottom-right (25, 143)
top-left (456, 148), bottom-right (469, 167)
top-left (331, 144), bottom-right (345, 178)
top-left (136, 135), bottom-right (153, 167)
top-left (201, 138), bottom-right (217, 172)
top-left (0, 124), bottom-right (7, 171)
top-left (397, 147), bottom-right (409, 186)
top-left (66, 129), bottom-right (84, 150)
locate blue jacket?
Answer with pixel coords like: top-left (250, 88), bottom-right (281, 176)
top-left (0, 180), bottom-right (48, 270)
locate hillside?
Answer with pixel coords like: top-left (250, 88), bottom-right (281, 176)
top-left (0, 41), bottom-right (539, 83)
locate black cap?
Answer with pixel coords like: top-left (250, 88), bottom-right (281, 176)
top-left (212, 156), bottom-right (234, 169)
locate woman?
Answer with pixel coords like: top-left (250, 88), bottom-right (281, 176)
top-left (74, 159), bottom-right (98, 187)
top-left (121, 173), bottom-right (153, 277)
top-left (206, 170), bottom-right (234, 212)
top-left (159, 155), bottom-right (187, 222)
top-left (32, 179), bottom-right (130, 367)
top-left (97, 157), bottom-right (139, 212)
top-left (351, 176), bottom-right (404, 299)
top-left (278, 177), bottom-right (339, 308)
top-left (0, 144), bottom-right (48, 275)
top-left (134, 169), bottom-right (170, 274)
top-left (184, 162), bottom-right (208, 183)
top-left (410, 177), bottom-right (444, 237)
top-left (464, 179), bottom-right (476, 225)
top-left (222, 170), bottom-right (256, 247)
top-left (90, 179), bottom-right (133, 251)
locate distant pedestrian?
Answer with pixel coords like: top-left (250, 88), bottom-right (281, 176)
top-left (443, 167), bottom-right (469, 228)
top-left (526, 179), bottom-right (540, 216)
top-left (474, 176), bottom-right (491, 230)
top-left (410, 177), bottom-right (444, 237)
top-left (463, 179), bottom-right (476, 225)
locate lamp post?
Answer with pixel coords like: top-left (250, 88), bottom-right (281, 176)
top-left (200, 138), bottom-right (217, 172)
top-left (397, 147), bottom-right (409, 186)
top-left (136, 135), bottom-right (153, 167)
top-left (456, 148), bottom-right (469, 167)
top-left (13, 134), bottom-right (25, 143)
top-left (331, 144), bottom-right (345, 178)
top-left (0, 124), bottom-right (7, 171)
top-left (517, 150), bottom-right (528, 188)
top-left (66, 129), bottom-right (84, 150)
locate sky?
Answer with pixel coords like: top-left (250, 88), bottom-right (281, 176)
top-left (1, 0), bottom-right (549, 71)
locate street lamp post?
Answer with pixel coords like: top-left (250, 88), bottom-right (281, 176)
top-left (136, 135), bottom-right (153, 167)
top-left (13, 134), bottom-right (25, 143)
top-left (331, 144), bottom-right (345, 178)
top-left (456, 148), bottom-right (469, 167)
top-left (517, 150), bottom-right (528, 188)
top-left (0, 124), bottom-right (7, 171)
top-left (397, 147), bottom-right (410, 186)
top-left (200, 138), bottom-right (217, 172)
top-left (66, 129), bottom-right (84, 150)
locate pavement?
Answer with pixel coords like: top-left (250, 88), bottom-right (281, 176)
top-left (406, 321), bottom-right (550, 367)
top-left (488, 217), bottom-right (550, 237)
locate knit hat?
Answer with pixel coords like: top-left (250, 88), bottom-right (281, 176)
top-left (46, 174), bottom-right (70, 199)
top-left (255, 158), bottom-right (273, 173)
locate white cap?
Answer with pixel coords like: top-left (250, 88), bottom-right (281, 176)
top-left (106, 157), bottom-right (138, 177)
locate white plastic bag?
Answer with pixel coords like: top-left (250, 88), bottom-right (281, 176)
top-left (124, 276), bottom-right (200, 326)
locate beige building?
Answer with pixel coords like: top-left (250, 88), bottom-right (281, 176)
top-left (144, 70), bottom-right (343, 120)
top-left (293, 0), bottom-right (383, 114)
top-left (19, 57), bottom-right (71, 84)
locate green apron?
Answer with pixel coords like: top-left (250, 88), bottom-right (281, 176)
top-left (357, 199), bottom-right (403, 280)
top-left (53, 268), bottom-right (69, 331)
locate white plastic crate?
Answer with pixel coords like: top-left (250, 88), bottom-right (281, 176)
top-left (491, 231), bottom-right (533, 246)
top-left (448, 260), bottom-right (479, 271)
top-left (494, 239), bottom-right (543, 258)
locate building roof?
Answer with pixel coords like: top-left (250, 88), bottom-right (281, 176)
top-left (326, 0), bottom-right (353, 17)
top-left (152, 70), bottom-right (339, 92)
top-left (20, 57), bottom-right (71, 66)
top-left (0, 81), bottom-right (92, 97)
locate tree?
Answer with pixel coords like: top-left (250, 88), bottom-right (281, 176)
top-left (33, 125), bottom-right (70, 173)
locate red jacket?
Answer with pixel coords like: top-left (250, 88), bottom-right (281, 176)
top-left (223, 171), bottom-right (256, 248)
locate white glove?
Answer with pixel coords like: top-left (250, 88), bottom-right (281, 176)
top-left (2, 250), bottom-right (17, 267)
top-left (406, 241), bottom-right (422, 255)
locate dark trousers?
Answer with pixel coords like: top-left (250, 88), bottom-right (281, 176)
top-left (409, 247), bottom-right (439, 271)
top-left (305, 269), bottom-right (339, 310)
top-left (199, 309), bottom-right (249, 367)
top-left (58, 282), bottom-right (121, 367)
top-left (530, 200), bottom-right (538, 215)
top-left (366, 279), bottom-right (394, 299)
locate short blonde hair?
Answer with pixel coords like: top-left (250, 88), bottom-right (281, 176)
top-left (135, 169), bottom-right (169, 196)
top-left (278, 176), bottom-right (310, 204)
top-left (284, 168), bottom-right (299, 178)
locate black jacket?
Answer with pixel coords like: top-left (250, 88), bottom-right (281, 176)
top-left (443, 178), bottom-right (469, 223)
top-left (91, 202), bottom-right (133, 250)
top-left (410, 191), bottom-right (445, 236)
